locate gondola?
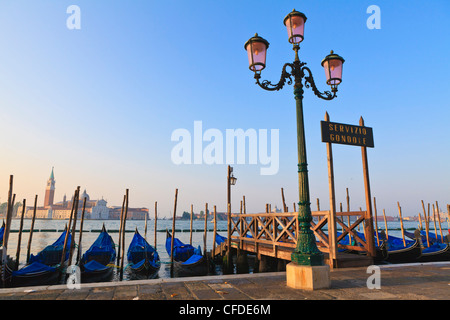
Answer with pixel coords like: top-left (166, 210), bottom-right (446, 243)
top-left (126, 228), bottom-right (160, 279)
top-left (79, 224), bottom-right (116, 283)
top-left (4, 228), bottom-right (71, 287)
top-left (417, 242), bottom-right (450, 262)
top-left (165, 230), bottom-right (207, 278)
top-left (336, 229), bottom-right (424, 263)
top-left (8, 260), bottom-right (61, 287)
top-left (381, 234), bottom-right (422, 263)
top-left (404, 229), bottom-right (450, 262)
top-left (334, 231), bottom-right (388, 262)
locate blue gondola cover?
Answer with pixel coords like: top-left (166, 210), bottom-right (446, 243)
top-left (422, 242), bottom-right (447, 254)
top-left (83, 260), bottom-right (108, 273)
top-left (215, 234), bottom-right (227, 245)
top-left (166, 235), bottom-right (201, 262)
top-left (181, 254), bottom-right (203, 265)
top-left (29, 230), bottom-right (72, 265)
top-left (81, 229), bottom-right (116, 265)
top-left (12, 262), bottom-right (56, 276)
top-left (127, 231), bottom-right (158, 264)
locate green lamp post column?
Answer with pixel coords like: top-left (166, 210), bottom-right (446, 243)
top-left (244, 9), bottom-right (345, 267)
top-left (291, 63), bottom-right (324, 266)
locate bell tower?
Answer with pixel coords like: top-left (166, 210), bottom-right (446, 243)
top-left (44, 167), bottom-right (56, 208)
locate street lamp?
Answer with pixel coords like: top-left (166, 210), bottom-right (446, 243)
top-left (226, 165), bottom-right (236, 272)
top-left (230, 173), bottom-right (237, 186)
top-left (244, 33), bottom-right (269, 73)
top-left (283, 9), bottom-right (307, 44)
top-left (245, 9), bottom-right (344, 268)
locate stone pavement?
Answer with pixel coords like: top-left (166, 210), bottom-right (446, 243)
top-left (0, 262), bottom-right (448, 301)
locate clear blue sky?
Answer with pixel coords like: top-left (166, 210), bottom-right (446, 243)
top-left (0, 0), bottom-right (449, 217)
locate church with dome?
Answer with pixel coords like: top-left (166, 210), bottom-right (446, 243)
top-left (23, 168), bottom-right (148, 220)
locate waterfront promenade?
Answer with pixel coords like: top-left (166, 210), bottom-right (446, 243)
top-left (0, 262), bottom-right (447, 301)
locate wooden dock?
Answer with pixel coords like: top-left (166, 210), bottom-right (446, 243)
top-left (212, 210), bottom-right (375, 269)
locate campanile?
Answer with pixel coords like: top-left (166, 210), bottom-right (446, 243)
top-left (44, 167), bottom-right (56, 208)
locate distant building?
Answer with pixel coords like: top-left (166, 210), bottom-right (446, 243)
top-left (19, 168), bottom-right (148, 220)
top-left (43, 167), bottom-right (55, 208)
top-left (109, 207), bottom-right (149, 220)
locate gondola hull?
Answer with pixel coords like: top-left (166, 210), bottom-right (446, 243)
top-left (417, 243), bottom-right (450, 263)
top-left (5, 261), bottom-right (62, 288)
top-left (166, 231), bottom-right (208, 278)
top-left (171, 255), bottom-right (208, 278)
top-left (81, 265), bottom-right (114, 283)
top-left (10, 268), bottom-right (61, 288)
top-left (384, 239), bottom-right (422, 263)
top-left (128, 259), bottom-right (160, 280)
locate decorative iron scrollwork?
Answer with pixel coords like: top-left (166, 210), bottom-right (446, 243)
top-left (302, 66), bottom-right (337, 101)
top-left (253, 60), bottom-right (337, 101)
top-left (254, 63), bottom-right (294, 91)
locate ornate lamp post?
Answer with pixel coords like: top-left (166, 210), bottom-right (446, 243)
top-left (226, 165), bottom-right (236, 271)
top-left (245, 10), bottom-right (345, 271)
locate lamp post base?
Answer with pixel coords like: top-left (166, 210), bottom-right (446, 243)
top-left (286, 263), bottom-right (330, 290)
top-left (291, 251), bottom-right (324, 266)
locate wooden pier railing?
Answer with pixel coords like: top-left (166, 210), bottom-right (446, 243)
top-left (214, 209), bottom-right (373, 268)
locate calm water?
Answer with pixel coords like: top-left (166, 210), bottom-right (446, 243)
top-left (3, 218), bottom-right (449, 281)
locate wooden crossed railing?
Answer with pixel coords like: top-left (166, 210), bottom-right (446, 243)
top-left (226, 210), bottom-right (371, 261)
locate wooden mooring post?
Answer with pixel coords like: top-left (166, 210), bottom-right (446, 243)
top-left (359, 117), bottom-right (376, 258)
top-left (60, 187), bottom-right (80, 270)
top-left (189, 204), bottom-right (193, 246)
top-left (14, 199), bottom-right (26, 271)
top-left (170, 188), bottom-right (178, 277)
top-left (213, 205), bottom-right (217, 256)
top-left (421, 200), bottom-right (430, 247)
top-left (432, 204), bottom-right (438, 242)
top-left (324, 112), bottom-right (337, 267)
top-left (397, 202), bottom-right (406, 247)
top-left (2, 175), bottom-right (14, 286)
top-left (119, 189), bottom-right (129, 280)
top-left (154, 201), bottom-right (158, 248)
top-left (26, 195), bottom-right (38, 264)
top-left (435, 201), bottom-right (444, 242)
top-left (76, 198), bottom-right (87, 264)
top-left (116, 194), bottom-right (126, 270)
